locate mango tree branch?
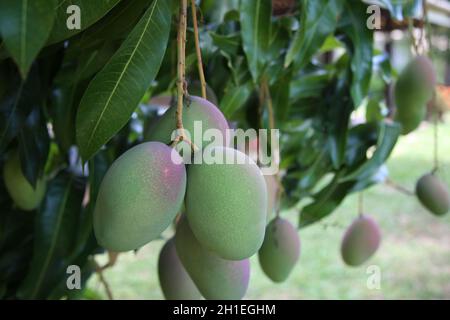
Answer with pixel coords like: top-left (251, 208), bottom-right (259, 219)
top-left (261, 78), bottom-right (285, 217)
top-left (190, 0), bottom-right (207, 99)
top-left (176, 0), bottom-right (187, 132)
top-left (94, 259), bottom-right (114, 300)
top-left (171, 0), bottom-right (197, 152)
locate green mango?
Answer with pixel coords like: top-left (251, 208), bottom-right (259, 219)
top-left (185, 146), bottom-right (267, 260)
top-left (3, 151), bottom-right (46, 211)
top-left (94, 142), bottom-right (186, 251)
top-left (416, 173), bottom-right (450, 216)
top-left (395, 56), bottom-right (436, 134)
top-left (145, 96), bottom-right (229, 149)
top-left (158, 238), bottom-right (202, 300)
top-left (341, 215), bottom-right (381, 267)
top-left (175, 216), bottom-right (250, 300)
top-left (258, 217), bottom-right (300, 282)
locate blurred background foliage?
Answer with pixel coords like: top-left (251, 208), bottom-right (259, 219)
top-left (0, 0), bottom-right (449, 299)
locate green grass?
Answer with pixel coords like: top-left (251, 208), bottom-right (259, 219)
top-left (87, 117), bottom-right (450, 299)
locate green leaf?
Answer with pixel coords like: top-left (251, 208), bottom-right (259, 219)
top-left (0, 64), bottom-right (42, 152)
top-left (210, 32), bottom-right (241, 56)
top-left (220, 82), bottom-right (252, 118)
top-left (299, 172), bottom-right (354, 228)
top-left (0, 0), bottom-right (57, 77)
top-left (289, 71), bottom-right (329, 101)
top-left (239, 0), bottom-right (271, 83)
top-left (18, 109), bottom-right (50, 188)
top-left (341, 122), bottom-right (400, 182)
top-left (271, 70), bottom-right (292, 123)
top-left (323, 79), bottom-right (353, 170)
top-left (17, 172), bottom-right (85, 299)
top-left (365, 98), bottom-right (383, 122)
top-left (76, 0), bottom-right (172, 161)
top-left (319, 35), bottom-right (345, 53)
top-left (47, 0), bottom-right (121, 44)
top-left (340, 1), bottom-right (373, 106)
top-left (284, 0), bottom-right (344, 69)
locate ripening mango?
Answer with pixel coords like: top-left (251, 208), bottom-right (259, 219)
top-left (3, 150), bottom-right (46, 211)
top-left (185, 146), bottom-right (267, 260)
top-left (145, 96), bottom-right (229, 148)
top-left (158, 238), bottom-right (202, 300)
top-left (94, 142), bottom-right (186, 252)
top-left (416, 173), bottom-right (450, 216)
top-left (175, 216), bottom-right (250, 300)
top-left (395, 56), bottom-right (436, 134)
top-left (258, 217), bottom-right (300, 282)
top-left (341, 215), bottom-right (381, 267)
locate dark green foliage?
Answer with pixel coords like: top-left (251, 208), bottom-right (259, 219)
top-left (0, 0), bottom-right (428, 299)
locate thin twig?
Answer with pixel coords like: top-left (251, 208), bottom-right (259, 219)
top-left (422, 0), bottom-right (439, 172)
top-left (261, 78), bottom-right (285, 217)
top-left (190, 0), bottom-right (207, 99)
top-left (385, 178), bottom-right (415, 196)
top-left (94, 259), bottom-right (113, 300)
top-left (176, 0), bottom-right (187, 131)
top-left (358, 192), bottom-right (364, 217)
top-left (171, 0), bottom-right (198, 153)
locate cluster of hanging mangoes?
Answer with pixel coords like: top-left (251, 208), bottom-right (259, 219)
top-left (395, 56), bottom-right (449, 218)
top-left (2, 55), bottom-right (449, 300)
top-left (91, 95), bottom-right (300, 299)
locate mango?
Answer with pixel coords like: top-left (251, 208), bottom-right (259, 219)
top-left (3, 151), bottom-right (46, 211)
top-left (93, 142), bottom-right (186, 251)
top-left (258, 217), bottom-right (300, 282)
top-left (185, 146), bottom-right (267, 260)
top-left (416, 173), bottom-right (450, 216)
top-left (146, 96), bottom-right (229, 148)
top-left (395, 56), bottom-right (436, 134)
top-left (240, 137), bottom-right (279, 222)
top-left (175, 216), bottom-right (250, 300)
top-left (341, 215), bottom-right (381, 266)
top-left (158, 238), bottom-right (202, 300)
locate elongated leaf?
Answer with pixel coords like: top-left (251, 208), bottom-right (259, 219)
top-left (271, 70), bottom-right (292, 123)
top-left (239, 0), bottom-right (271, 83)
top-left (210, 32), bottom-right (241, 56)
top-left (341, 122), bottom-right (400, 182)
top-left (284, 0), bottom-right (343, 69)
top-left (300, 172), bottom-right (354, 228)
top-left (18, 109), bottom-right (50, 188)
top-left (220, 82), bottom-right (252, 117)
top-left (76, 0), bottom-right (172, 161)
top-left (17, 172), bottom-right (85, 299)
top-left (47, 0), bottom-right (121, 44)
top-left (340, 1), bottom-right (373, 106)
top-left (289, 71), bottom-right (329, 101)
top-left (0, 65), bottom-right (42, 152)
top-left (0, 0), bottom-right (57, 77)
